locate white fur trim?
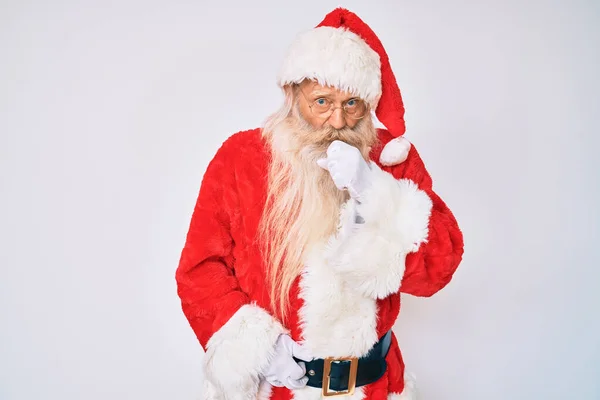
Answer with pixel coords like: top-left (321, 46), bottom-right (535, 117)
top-left (299, 246), bottom-right (379, 358)
top-left (380, 137), bottom-right (411, 166)
top-left (257, 380), bottom-right (273, 400)
top-left (325, 163), bottom-right (433, 299)
top-left (293, 163), bottom-right (427, 399)
top-left (202, 304), bottom-right (285, 400)
top-left (277, 26), bottom-right (382, 107)
top-left (292, 385), bottom-right (366, 400)
top-left (388, 373), bottom-right (418, 400)
top-left (292, 239), bottom-right (379, 399)
top-left (201, 379), bottom-right (220, 400)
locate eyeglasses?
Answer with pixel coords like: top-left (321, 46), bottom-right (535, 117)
top-left (298, 89), bottom-right (368, 120)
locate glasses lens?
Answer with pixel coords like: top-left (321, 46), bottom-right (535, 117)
top-left (345, 100), bottom-right (367, 119)
top-left (312, 99), bottom-right (332, 116)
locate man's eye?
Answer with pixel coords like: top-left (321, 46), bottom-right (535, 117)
top-left (316, 98), bottom-right (327, 106)
top-left (346, 99), bottom-right (356, 107)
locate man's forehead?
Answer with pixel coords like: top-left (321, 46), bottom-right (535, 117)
top-left (302, 80), bottom-right (356, 98)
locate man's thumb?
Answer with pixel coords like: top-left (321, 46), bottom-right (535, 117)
top-left (317, 158), bottom-right (329, 170)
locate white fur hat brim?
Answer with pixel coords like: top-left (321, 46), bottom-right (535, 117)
top-left (277, 26), bottom-right (382, 108)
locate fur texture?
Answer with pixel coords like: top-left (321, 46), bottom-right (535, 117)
top-left (277, 26), bottom-right (382, 108)
top-left (203, 304), bottom-right (285, 399)
top-left (292, 386), bottom-right (366, 400)
top-left (176, 128), bottom-right (464, 399)
top-left (388, 373), bottom-right (418, 400)
top-left (257, 381), bottom-right (274, 400)
top-left (258, 106), bottom-right (377, 321)
top-left (380, 137), bottom-right (411, 166)
top-left (298, 243), bottom-right (379, 358)
top-left (323, 163), bottom-right (433, 299)
top-left (316, 8), bottom-right (407, 138)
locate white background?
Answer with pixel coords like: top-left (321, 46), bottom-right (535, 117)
top-left (1, 0), bottom-right (599, 399)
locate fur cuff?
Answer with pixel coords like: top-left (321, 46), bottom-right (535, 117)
top-left (326, 163), bottom-right (432, 299)
top-left (202, 304), bottom-right (285, 399)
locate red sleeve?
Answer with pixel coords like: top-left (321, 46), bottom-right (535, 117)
top-left (389, 145), bottom-right (464, 297)
top-left (175, 138), bottom-right (250, 349)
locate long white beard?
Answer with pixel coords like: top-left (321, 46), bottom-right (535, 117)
top-left (258, 109), bottom-right (379, 320)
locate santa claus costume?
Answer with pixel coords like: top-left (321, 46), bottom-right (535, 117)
top-left (176, 8), bottom-right (464, 400)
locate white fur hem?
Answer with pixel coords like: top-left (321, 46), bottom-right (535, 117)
top-left (277, 26), bottom-right (382, 108)
top-left (389, 373), bottom-right (418, 399)
top-left (290, 374), bottom-right (417, 400)
top-left (202, 304), bottom-right (285, 400)
top-left (325, 163), bottom-right (432, 299)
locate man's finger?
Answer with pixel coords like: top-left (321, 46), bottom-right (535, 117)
top-left (291, 340), bottom-right (314, 362)
top-left (298, 361), bottom-right (306, 375)
top-left (268, 379), bottom-right (284, 387)
top-left (328, 140), bottom-right (345, 154)
top-left (286, 359), bottom-right (306, 380)
top-left (285, 376), bottom-right (309, 390)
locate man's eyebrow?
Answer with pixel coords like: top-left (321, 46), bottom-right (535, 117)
top-left (309, 91), bottom-right (358, 101)
top-left (309, 91), bottom-right (334, 97)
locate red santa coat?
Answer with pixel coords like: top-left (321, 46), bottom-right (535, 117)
top-left (176, 127), bottom-right (464, 400)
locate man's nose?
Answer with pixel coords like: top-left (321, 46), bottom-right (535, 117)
top-left (327, 108), bottom-right (346, 130)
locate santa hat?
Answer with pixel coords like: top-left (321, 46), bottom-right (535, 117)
top-left (277, 8), bottom-right (411, 165)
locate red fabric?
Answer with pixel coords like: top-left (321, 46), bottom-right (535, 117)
top-left (176, 128), bottom-right (464, 397)
top-left (317, 8), bottom-right (407, 138)
top-left (372, 130), bottom-right (465, 296)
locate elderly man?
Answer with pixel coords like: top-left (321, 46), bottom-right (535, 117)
top-left (176, 8), bottom-right (464, 400)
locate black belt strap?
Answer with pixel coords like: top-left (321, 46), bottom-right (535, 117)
top-left (295, 330), bottom-right (392, 392)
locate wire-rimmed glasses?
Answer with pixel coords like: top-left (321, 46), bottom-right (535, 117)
top-left (298, 89), bottom-right (368, 120)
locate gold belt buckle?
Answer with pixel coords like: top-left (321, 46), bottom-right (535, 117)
top-left (322, 356), bottom-right (359, 397)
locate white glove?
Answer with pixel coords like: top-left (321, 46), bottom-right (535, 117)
top-left (264, 334), bottom-right (314, 389)
top-left (317, 140), bottom-right (372, 202)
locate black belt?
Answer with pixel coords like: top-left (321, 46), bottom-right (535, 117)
top-left (294, 330), bottom-right (392, 396)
